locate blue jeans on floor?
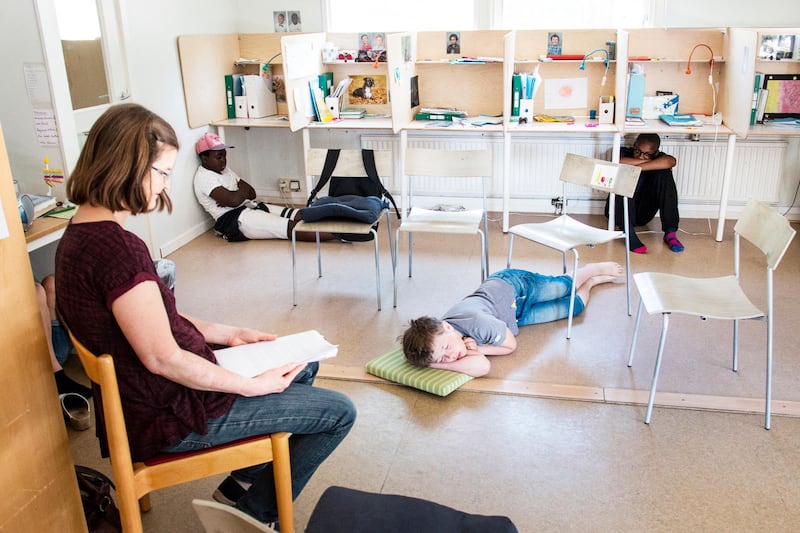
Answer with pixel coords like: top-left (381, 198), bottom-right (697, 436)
top-left (162, 362), bottom-right (356, 523)
top-left (489, 269), bottom-right (584, 326)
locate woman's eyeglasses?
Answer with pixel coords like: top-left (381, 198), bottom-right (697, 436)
top-left (151, 166), bottom-right (172, 179)
top-left (633, 146), bottom-right (658, 159)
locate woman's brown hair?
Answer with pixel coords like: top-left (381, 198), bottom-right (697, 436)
top-left (67, 103), bottom-right (179, 214)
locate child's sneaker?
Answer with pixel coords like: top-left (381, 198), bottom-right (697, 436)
top-left (663, 232), bottom-right (684, 252)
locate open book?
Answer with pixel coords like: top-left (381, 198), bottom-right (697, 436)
top-left (214, 330), bottom-right (337, 378)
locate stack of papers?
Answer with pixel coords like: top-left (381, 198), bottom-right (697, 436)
top-left (339, 108), bottom-right (366, 118)
top-left (214, 330), bottom-right (337, 378)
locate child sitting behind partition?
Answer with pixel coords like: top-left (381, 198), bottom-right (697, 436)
top-left (401, 262), bottom-right (623, 377)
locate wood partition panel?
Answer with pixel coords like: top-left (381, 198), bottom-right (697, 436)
top-left (0, 125), bottom-right (86, 531)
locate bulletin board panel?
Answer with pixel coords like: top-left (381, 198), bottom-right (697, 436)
top-left (177, 34), bottom-right (240, 128)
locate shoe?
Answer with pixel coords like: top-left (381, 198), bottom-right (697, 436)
top-left (213, 476), bottom-right (247, 506)
top-left (193, 499), bottom-right (279, 531)
top-left (664, 232), bottom-right (684, 252)
top-left (59, 393), bottom-right (92, 431)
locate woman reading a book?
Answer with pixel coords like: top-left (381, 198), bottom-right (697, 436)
top-left (55, 103), bottom-right (356, 528)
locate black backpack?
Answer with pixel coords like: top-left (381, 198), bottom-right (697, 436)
top-left (300, 149), bottom-right (400, 241)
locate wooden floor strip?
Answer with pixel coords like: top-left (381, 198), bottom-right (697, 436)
top-left (319, 364), bottom-right (800, 417)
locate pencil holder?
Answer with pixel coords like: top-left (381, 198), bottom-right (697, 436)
top-left (598, 96), bottom-right (614, 124)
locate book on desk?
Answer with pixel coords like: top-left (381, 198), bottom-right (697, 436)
top-left (659, 114), bottom-right (704, 127)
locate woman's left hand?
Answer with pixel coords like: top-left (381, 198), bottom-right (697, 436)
top-left (227, 328), bottom-right (276, 346)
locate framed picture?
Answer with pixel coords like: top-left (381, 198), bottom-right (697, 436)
top-left (287, 11), bottom-right (302, 32)
top-left (349, 74), bottom-right (387, 105)
top-left (547, 32), bottom-right (563, 56)
top-left (446, 32), bottom-right (460, 55)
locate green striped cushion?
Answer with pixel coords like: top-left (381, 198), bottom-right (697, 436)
top-left (365, 347), bottom-right (473, 396)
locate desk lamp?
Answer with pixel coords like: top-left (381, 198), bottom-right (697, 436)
top-left (685, 43), bottom-right (718, 120)
top-left (261, 52), bottom-right (282, 94)
top-left (579, 48), bottom-right (610, 86)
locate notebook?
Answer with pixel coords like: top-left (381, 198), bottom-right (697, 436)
top-left (659, 114), bottom-right (703, 127)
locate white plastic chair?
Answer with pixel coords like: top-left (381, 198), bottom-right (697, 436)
top-left (292, 149), bottom-right (394, 310)
top-left (506, 153), bottom-right (641, 338)
top-left (393, 148), bottom-right (493, 307)
top-left (627, 198), bottom-right (796, 429)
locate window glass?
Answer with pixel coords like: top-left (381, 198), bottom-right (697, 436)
top-left (328, 0), bottom-right (476, 32)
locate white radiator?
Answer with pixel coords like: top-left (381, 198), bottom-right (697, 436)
top-left (360, 134), bottom-right (786, 211)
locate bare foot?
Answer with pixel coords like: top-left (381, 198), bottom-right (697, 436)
top-left (574, 262), bottom-right (624, 287)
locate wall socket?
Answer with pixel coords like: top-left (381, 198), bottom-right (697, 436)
top-left (278, 179), bottom-right (302, 193)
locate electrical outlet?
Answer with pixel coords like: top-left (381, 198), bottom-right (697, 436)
top-left (278, 178), bottom-right (290, 193)
top-left (289, 179), bottom-right (301, 192)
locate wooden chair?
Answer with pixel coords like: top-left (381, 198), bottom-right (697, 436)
top-left (393, 148), bottom-right (493, 307)
top-left (626, 199), bottom-right (796, 429)
top-left (292, 148), bottom-right (395, 310)
top-left (68, 332), bottom-right (294, 533)
top-left (506, 153), bottom-right (641, 339)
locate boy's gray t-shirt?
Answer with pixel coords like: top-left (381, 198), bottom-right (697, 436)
top-left (442, 278), bottom-right (519, 346)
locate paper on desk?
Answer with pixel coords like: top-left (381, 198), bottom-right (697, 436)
top-left (214, 330), bottom-right (337, 377)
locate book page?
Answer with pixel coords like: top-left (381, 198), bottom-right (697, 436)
top-left (214, 330), bottom-right (337, 378)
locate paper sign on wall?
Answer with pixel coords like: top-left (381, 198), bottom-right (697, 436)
top-left (544, 78), bottom-right (588, 110)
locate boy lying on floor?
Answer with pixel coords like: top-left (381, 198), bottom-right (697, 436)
top-left (401, 263), bottom-right (623, 377)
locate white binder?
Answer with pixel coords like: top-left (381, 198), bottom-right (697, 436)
top-left (242, 75), bottom-right (277, 118)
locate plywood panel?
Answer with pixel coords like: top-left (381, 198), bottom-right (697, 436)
top-left (0, 125), bottom-right (86, 531)
top-left (177, 34), bottom-right (240, 128)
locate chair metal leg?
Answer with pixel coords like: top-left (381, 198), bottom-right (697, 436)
top-left (292, 230), bottom-right (298, 306)
top-left (407, 232), bottom-right (413, 278)
top-left (372, 228), bottom-right (381, 310)
top-left (478, 229), bottom-right (487, 281)
top-left (506, 234), bottom-right (515, 269)
top-left (315, 232), bottom-right (322, 278)
top-left (627, 298), bottom-right (645, 367)
top-left (624, 247), bottom-right (632, 317)
top-left (645, 313), bottom-right (671, 424)
top-left (765, 271), bottom-right (774, 430)
top-left (732, 319), bottom-right (739, 372)
top-left (565, 250), bottom-right (579, 339)
top-left (561, 251), bottom-right (567, 275)
top-left (393, 228), bottom-right (401, 308)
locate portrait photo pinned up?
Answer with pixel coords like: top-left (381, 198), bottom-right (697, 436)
top-left (273, 11), bottom-right (288, 32)
top-left (446, 32), bottom-right (461, 55)
top-left (547, 32), bottom-right (563, 56)
top-left (287, 11), bottom-right (302, 32)
top-left (349, 74), bottom-right (387, 105)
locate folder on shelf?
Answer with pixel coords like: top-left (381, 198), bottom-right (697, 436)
top-left (751, 73), bottom-right (764, 125)
top-left (659, 114), bottom-right (703, 127)
top-left (224, 74), bottom-right (235, 119)
top-left (626, 72), bottom-right (645, 118)
top-left (318, 72), bottom-right (334, 97)
top-left (243, 74), bottom-right (277, 118)
top-left (511, 74), bottom-right (521, 119)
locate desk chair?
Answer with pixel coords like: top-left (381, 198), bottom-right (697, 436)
top-left (393, 148), bottom-right (492, 307)
top-left (506, 153), bottom-right (641, 338)
top-left (68, 331), bottom-right (294, 533)
top-left (292, 149), bottom-right (394, 310)
top-left (627, 198), bottom-right (796, 429)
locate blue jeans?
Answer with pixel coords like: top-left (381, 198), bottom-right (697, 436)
top-left (163, 362), bottom-right (356, 523)
top-left (489, 269), bottom-right (584, 326)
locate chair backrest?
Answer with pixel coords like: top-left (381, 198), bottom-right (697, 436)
top-left (306, 148), bottom-right (393, 178)
top-left (735, 198), bottom-right (796, 270)
top-left (559, 152), bottom-right (641, 199)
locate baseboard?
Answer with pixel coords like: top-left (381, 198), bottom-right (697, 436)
top-left (159, 218), bottom-right (213, 257)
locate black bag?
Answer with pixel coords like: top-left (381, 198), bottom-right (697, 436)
top-left (75, 465), bottom-right (122, 532)
top-left (299, 149), bottom-right (399, 242)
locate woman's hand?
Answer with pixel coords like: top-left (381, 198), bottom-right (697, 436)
top-left (244, 363), bottom-right (307, 396)
top-left (226, 327), bottom-right (276, 347)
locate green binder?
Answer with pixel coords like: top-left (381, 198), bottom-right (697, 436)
top-left (224, 74), bottom-right (235, 119)
top-left (511, 74), bottom-right (521, 119)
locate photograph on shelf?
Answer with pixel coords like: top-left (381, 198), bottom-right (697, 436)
top-left (759, 34), bottom-right (796, 60)
top-left (547, 32), bottom-right (563, 56)
top-left (272, 75), bottom-right (286, 103)
top-left (447, 32), bottom-right (461, 54)
top-left (402, 35), bottom-right (412, 63)
top-left (273, 11), bottom-right (287, 32)
top-left (349, 74), bottom-right (388, 105)
top-left (410, 75), bottom-right (419, 107)
top-left (288, 11), bottom-right (302, 32)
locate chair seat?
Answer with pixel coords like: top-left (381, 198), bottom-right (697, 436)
top-left (634, 272), bottom-right (764, 320)
top-left (509, 215), bottom-right (623, 252)
top-left (142, 434), bottom-right (269, 466)
top-left (398, 207), bottom-right (484, 234)
top-left (293, 217), bottom-right (380, 235)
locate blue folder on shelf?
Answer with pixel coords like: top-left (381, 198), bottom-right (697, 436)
top-left (659, 114), bottom-right (703, 127)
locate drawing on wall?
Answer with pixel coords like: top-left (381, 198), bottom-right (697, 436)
top-left (544, 78), bottom-right (587, 109)
top-left (349, 74), bottom-right (388, 105)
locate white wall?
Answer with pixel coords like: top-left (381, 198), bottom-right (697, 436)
top-left (652, 0), bottom-right (800, 28)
